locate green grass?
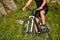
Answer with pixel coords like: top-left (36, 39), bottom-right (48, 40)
top-left (0, 0), bottom-right (60, 40)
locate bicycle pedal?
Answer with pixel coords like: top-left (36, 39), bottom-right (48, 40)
top-left (36, 32), bottom-right (41, 34)
top-left (38, 32), bottom-right (41, 34)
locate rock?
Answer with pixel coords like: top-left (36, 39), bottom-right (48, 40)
top-left (0, 2), bottom-right (7, 15)
top-left (3, 0), bottom-right (17, 11)
top-left (17, 19), bottom-right (24, 24)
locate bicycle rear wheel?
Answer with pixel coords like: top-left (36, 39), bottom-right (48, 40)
top-left (22, 18), bottom-right (35, 40)
top-left (35, 19), bottom-right (52, 40)
top-left (46, 19), bottom-right (52, 40)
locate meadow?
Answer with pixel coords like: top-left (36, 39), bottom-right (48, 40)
top-left (0, 0), bottom-right (60, 40)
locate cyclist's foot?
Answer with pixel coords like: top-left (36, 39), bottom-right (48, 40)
top-left (41, 25), bottom-right (47, 33)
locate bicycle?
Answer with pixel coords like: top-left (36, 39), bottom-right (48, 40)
top-left (22, 8), bottom-right (52, 40)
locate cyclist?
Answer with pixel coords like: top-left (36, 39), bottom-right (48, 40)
top-left (22, 0), bottom-right (48, 33)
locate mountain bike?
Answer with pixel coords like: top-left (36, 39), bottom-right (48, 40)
top-left (22, 8), bottom-right (52, 40)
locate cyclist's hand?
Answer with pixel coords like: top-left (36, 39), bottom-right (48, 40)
top-left (22, 7), bottom-right (26, 11)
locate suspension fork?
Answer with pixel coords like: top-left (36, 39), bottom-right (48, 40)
top-left (29, 16), bottom-right (34, 32)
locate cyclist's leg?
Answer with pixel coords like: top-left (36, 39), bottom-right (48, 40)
top-left (34, 10), bottom-right (40, 32)
top-left (40, 10), bottom-right (46, 25)
top-left (40, 7), bottom-right (48, 25)
top-left (39, 7), bottom-right (48, 32)
top-left (35, 17), bottom-right (39, 23)
top-left (39, 10), bottom-right (48, 32)
top-left (34, 17), bottom-right (39, 33)
top-left (34, 10), bottom-right (40, 33)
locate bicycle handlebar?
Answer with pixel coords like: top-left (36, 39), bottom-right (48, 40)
top-left (26, 8), bottom-right (37, 15)
top-left (26, 8), bottom-right (42, 16)
top-left (26, 8), bottom-right (37, 11)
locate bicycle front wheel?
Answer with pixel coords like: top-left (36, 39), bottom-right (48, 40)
top-left (22, 18), bottom-right (35, 40)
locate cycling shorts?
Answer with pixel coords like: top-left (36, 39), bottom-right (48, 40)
top-left (35, 6), bottom-right (48, 18)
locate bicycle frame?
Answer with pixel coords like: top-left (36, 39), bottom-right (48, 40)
top-left (28, 15), bottom-right (35, 32)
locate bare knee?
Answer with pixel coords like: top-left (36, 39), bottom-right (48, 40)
top-left (35, 17), bottom-right (39, 23)
top-left (40, 10), bottom-right (45, 16)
